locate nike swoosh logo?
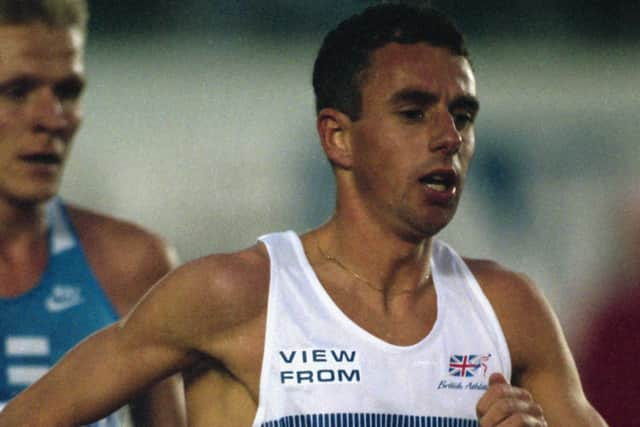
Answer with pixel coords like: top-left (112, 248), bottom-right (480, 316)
top-left (45, 285), bottom-right (85, 313)
top-left (45, 296), bottom-right (84, 312)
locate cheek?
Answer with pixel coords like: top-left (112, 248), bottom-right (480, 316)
top-left (0, 107), bottom-right (21, 129)
top-left (351, 135), bottom-right (394, 194)
top-left (354, 137), bottom-right (399, 186)
top-left (64, 102), bottom-right (83, 122)
top-left (460, 137), bottom-right (475, 168)
top-left (350, 119), bottom-right (415, 190)
top-left (63, 107), bottom-right (83, 137)
top-left (69, 113), bottom-right (82, 131)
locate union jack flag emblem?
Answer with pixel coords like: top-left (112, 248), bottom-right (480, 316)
top-left (448, 354), bottom-right (491, 377)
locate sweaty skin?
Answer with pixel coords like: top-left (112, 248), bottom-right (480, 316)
top-left (0, 43), bottom-right (606, 427)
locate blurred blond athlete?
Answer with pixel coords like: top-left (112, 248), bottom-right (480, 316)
top-left (0, 1), bottom-right (185, 425)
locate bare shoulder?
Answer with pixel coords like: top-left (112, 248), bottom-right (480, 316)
top-left (141, 243), bottom-right (271, 351)
top-left (180, 243), bottom-right (270, 315)
top-left (462, 258), bottom-right (557, 372)
top-left (65, 204), bottom-right (178, 314)
top-left (65, 204), bottom-right (175, 262)
top-left (463, 257), bottom-right (544, 309)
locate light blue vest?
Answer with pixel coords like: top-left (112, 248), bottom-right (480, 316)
top-left (0, 198), bottom-right (121, 426)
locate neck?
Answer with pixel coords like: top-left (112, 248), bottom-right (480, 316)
top-left (0, 197), bottom-right (49, 244)
top-left (0, 197), bottom-right (51, 297)
top-left (313, 214), bottom-right (433, 294)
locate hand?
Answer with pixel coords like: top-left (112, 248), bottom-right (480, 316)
top-left (476, 373), bottom-right (547, 426)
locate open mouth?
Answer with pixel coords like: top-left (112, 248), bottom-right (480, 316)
top-left (20, 153), bottom-right (61, 165)
top-left (419, 170), bottom-right (457, 193)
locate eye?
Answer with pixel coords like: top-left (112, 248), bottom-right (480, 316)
top-left (54, 79), bottom-right (84, 101)
top-left (0, 80), bottom-right (36, 102)
top-left (452, 111), bottom-right (474, 131)
top-left (399, 109), bottom-right (425, 122)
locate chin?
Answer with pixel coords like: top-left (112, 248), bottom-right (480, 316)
top-left (420, 222), bottom-right (448, 239)
top-left (398, 219), bottom-right (448, 242)
top-left (418, 211), bottom-right (457, 238)
top-left (8, 187), bottom-right (59, 206)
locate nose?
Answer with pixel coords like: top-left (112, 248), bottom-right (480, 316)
top-left (429, 111), bottom-right (462, 155)
top-left (30, 88), bottom-right (69, 132)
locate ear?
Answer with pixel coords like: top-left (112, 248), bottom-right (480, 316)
top-left (316, 108), bottom-right (353, 169)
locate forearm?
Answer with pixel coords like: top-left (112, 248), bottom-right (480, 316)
top-left (542, 394), bottom-right (609, 427)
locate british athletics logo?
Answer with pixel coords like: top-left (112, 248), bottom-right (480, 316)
top-left (448, 354), bottom-right (491, 378)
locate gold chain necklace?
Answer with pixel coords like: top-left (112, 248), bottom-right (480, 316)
top-left (315, 236), bottom-right (430, 293)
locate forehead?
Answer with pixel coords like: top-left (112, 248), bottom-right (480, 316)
top-left (362, 42), bottom-right (476, 103)
top-left (0, 23), bottom-right (85, 79)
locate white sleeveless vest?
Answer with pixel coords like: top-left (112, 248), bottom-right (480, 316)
top-left (252, 231), bottom-right (511, 427)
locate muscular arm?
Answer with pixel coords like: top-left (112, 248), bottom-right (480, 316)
top-left (473, 261), bottom-right (607, 426)
top-left (0, 263), bottom-right (198, 426)
top-left (70, 206), bottom-right (186, 427)
top-left (0, 247), bottom-right (268, 427)
top-left (0, 324), bottom-right (189, 426)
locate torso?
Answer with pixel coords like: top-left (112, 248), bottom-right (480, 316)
top-left (0, 199), bottom-right (173, 426)
top-left (180, 251), bottom-right (269, 427)
top-left (0, 199), bottom-right (118, 420)
top-left (181, 231), bottom-right (512, 427)
top-left (184, 338), bottom-right (265, 426)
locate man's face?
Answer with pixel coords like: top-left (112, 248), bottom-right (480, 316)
top-left (0, 23), bottom-right (85, 205)
top-left (347, 42), bottom-right (478, 239)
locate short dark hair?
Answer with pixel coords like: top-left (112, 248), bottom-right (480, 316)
top-left (0, 0), bottom-right (88, 33)
top-left (312, 2), bottom-right (469, 120)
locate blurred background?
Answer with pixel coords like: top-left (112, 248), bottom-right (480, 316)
top-left (61, 0), bottom-right (638, 413)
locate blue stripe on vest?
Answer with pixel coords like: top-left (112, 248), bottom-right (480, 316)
top-left (261, 414), bottom-right (477, 427)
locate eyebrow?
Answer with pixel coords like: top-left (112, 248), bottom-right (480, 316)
top-left (389, 89), bottom-right (438, 108)
top-left (0, 73), bottom-right (85, 92)
top-left (450, 95), bottom-right (480, 114)
top-left (0, 75), bottom-right (39, 89)
top-left (55, 75), bottom-right (86, 90)
top-left (389, 88), bottom-right (480, 113)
